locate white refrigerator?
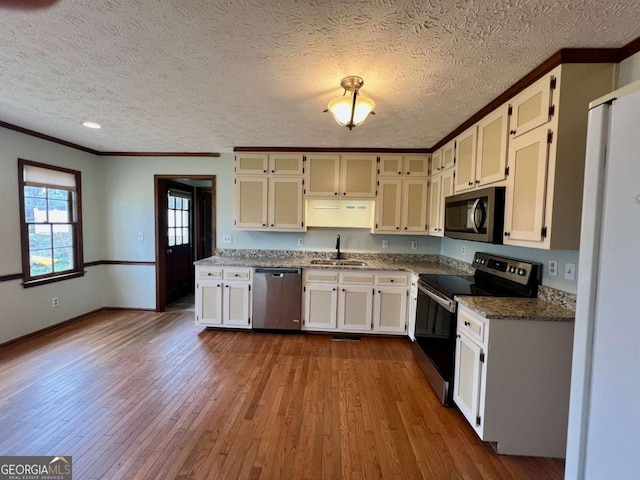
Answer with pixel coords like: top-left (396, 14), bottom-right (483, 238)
top-left (565, 81), bottom-right (640, 479)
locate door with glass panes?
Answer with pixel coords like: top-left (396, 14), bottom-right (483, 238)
top-left (165, 183), bottom-right (194, 304)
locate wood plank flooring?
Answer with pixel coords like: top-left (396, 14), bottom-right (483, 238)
top-left (0, 310), bottom-right (565, 479)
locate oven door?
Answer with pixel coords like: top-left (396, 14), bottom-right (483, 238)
top-left (412, 282), bottom-right (457, 406)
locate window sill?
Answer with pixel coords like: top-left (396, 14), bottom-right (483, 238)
top-left (22, 270), bottom-right (86, 288)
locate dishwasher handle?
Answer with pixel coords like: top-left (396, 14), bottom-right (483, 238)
top-left (254, 268), bottom-right (301, 275)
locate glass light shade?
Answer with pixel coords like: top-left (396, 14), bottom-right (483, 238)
top-left (327, 93), bottom-right (375, 127)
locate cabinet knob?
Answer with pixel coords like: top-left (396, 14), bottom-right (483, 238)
top-left (504, 232), bottom-right (510, 237)
top-left (263, 170), bottom-right (267, 173)
top-left (406, 172), bottom-right (410, 175)
top-left (270, 224), bottom-right (274, 227)
top-left (225, 285), bottom-right (229, 288)
top-left (510, 129), bottom-right (516, 135)
top-left (398, 171), bottom-right (402, 175)
top-left (271, 170), bottom-right (275, 173)
top-left (475, 180), bottom-right (480, 184)
top-left (333, 288), bottom-right (336, 291)
top-left (342, 288), bottom-right (345, 292)
top-left (334, 192), bottom-right (338, 196)
top-left (464, 321), bottom-right (470, 326)
top-left (343, 192), bottom-right (346, 196)
top-left (468, 182), bottom-right (473, 186)
top-left (396, 227), bottom-right (400, 230)
top-left (262, 223), bottom-right (266, 227)
top-left (404, 227), bottom-right (407, 230)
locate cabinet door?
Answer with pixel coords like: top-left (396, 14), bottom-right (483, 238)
top-left (373, 287), bottom-right (407, 334)
top-left (268, 153), bottom-right (303, 175)
top-left (403, 155), bottom-right (429, 177)
top-left (341, 155), bottom-right (377, 197)
top-left (268, 177), bottom-right (304, 231)
top-left (442, 140), bottom-right (456, 170)
top-left (375, 179), bottom-right (402, 232)
top-left (235, 153), bottom-right (268, 175)
top-left (454, 126), bottom-right (478, 193)
top-left (234, 176), bottom-right (268, 229)
top-left (441, 168), bottom-right (454, 204)
top-left (303, 284), bottom-right (338, 330)
top-left (509, 73), bottom-right (555, 139)
top-left (223, 281), bottom-right (251, 327)
top-left (338, 286), bottom-right (373, 332)
top-left (196, 281), bottom-right (222, 325)
top-left (453, 332), bottom-right (484, 433)
top-left (408, 278), bottom-right (418, 341)
top-left (401, 179), bottom-right (428, 233)
top-left (305, 154), bottom-right (340, 196)
top-left (378, 155), bottom-right (403, 177)
top-left (428, 173), bottom-right (443, 236)
top-left (476, 104), bottom-right (509, 187)
top-left (504, 127), bottom-right (550, 243)
top-left (431, 148), bottom-right (443, 173)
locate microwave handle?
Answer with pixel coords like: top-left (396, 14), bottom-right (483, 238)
top-left (470, 198), bottom-right (486, 233)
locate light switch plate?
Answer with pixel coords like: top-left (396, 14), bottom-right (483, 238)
top-left (382, 240), bottom-right (389, 248)
top-left (565, 263), bottom-right (576, 281)
top-left (222, 234), bottom-right (232, 244)
top-left (548, 259), bottom-right (558, 277)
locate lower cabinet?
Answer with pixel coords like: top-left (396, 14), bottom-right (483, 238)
top-left (453, 304), bottom-right (574, 457)
top-left (302, 269), bottom-right (408, 335)
top-left (195, 267), bottom-right (252, 329)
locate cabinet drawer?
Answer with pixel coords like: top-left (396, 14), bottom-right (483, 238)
top-left (458, 308), bottom-right (486, 344)
top-left (224, 268), bottom-right (251, 281)
top-left (198, 268), bottom-right (223, 279)
top-left (339, 272), bottom-right (375, 284)
top-left (375, 273), bottom-right (408, 286)
top-left (304, 270), bottom-right (339, 283)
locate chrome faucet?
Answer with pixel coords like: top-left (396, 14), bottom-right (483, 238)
top-left (334, 234), bottom-right (341, 260)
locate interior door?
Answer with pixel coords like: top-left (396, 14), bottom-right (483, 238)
top-left (164, 183), bottom-right (194, 305)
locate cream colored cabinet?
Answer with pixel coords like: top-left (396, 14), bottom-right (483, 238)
top-left (375, 179), bottom-right (402, 232)
top-left (503, 63), bottom-right (614, 249)
top-left (302, 270), bottom-right (408, 335)
top-left (302, 270), bottom-right (339, 331)
top-left (234, 176), bottom-right (268, 229)
top-left (268, 177), bottom-right (304, 230)
top-left (305, 154), bottom-right (341, 196)
top-left (503, 127), bottom-right (550, 243)
top-left (454, 126), bottom-right (478, 193)
top-left (431, 149), bottom-right (443, 173)
top-left (379, 155), bottom-right (429, 177)
top-left (508, 73), bottom-right (555, 139)
top-left (428, 168), bottom-right (454, 236)
top-left (475, 104), bottom-right (509, 187)
top-left (341, 154), bottom-right (377, 197)
top-left (196, 267), bottom-right (252, 329)
top-left (235, 153), bottom-right (268, 175)
top-left (442, 140), bottom-right (456, 170)
top-left (235, 167), bottom-right (305, 232)
top-left (375, 178), bottom-right (428, 234)
top-left (338, 285), bottom-right (374, 332)
top-left (305, 154), bottom-right (376, 197)
top-left (407, 275), bottom-right (418, 341)
top-left (453, 304), bottom-right (574, 457)
top-left (268, 153), bottom-right (304, 175)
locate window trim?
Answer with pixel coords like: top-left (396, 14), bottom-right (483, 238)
top-left (18, 158), bottom-right (84, 288)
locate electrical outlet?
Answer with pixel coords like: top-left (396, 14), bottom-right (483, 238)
top-left (411, 241), bottom-right (418, 250)
top-left (138, 232), bottom-right (144, 241)
top-left (222, 234), bottom-right (232, 244)
top-left (52, 297), bottom-right (59, 307)
top-left (461, 246), bottom-right (466, 256)
top-left (382, 239), bottom-right (389, 249)
top-left (565, 263), bottom-right (576, 281)
top-left (548, 259), bottom-right (558, 277)
top-left (297, 237), bottom-right (304, 247)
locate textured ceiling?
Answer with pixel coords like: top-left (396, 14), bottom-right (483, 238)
top-left (1, 0), bottom-right (640, 153)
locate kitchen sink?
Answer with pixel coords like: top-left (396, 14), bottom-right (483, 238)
top-left (310, 259), bottom-right (368, 267)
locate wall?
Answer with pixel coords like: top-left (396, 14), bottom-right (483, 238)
top-left (441, 238), bottom-right (579, 293)
top-left (618, 51), bottom-right (640, 86)
top-left (0, 128), bottom-right (105, 344)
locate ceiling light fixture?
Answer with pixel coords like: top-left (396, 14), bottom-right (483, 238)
top-left (82, 121), bottom-right (101, 129)
top-left (325, 76), bottom-right (375, 130)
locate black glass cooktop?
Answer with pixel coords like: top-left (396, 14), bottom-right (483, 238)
top-left (419, 273), bottom-right (533, 299)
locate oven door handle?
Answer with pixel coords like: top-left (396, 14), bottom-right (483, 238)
top-left (418, 283), bottom-right (456, 312)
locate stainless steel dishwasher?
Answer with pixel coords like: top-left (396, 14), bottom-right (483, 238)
top-left (252, 268), bottom-right (302, 331)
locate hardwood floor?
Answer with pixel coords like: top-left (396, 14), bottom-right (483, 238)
top-left (0, 310), bottom-right (565, 479)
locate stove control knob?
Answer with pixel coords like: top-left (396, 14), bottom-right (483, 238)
top-left (509, 266), bottom-right (515, 273)
top-left (518, 268), bottom-right (527, 276)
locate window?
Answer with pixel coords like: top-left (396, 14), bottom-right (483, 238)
top-left (18, 159), bottom-right (84, 286)
top-left (167, 190), bottom-right (191, 247)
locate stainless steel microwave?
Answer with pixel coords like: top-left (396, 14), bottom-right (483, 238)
top-left (444, 186), bottom-right (505, 244)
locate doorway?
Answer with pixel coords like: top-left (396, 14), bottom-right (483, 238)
top-left (155, 175), bottom-right (216, 312)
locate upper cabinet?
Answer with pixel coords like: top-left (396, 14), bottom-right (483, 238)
top-left (503, 64), bottom-right (615, 249)
top-left (268, 153), bottom-right (304, 175)
top-left (379, 154), bottom-right (430, 177)
top-left (454, 104), bottom-right (510, 194)
top-left (508, 74), bottom-right (555, 139)
top-left (431, 141), bottom-right (456, 176)
top-left (235, 153), bottom-right (268, 175)
top-left (428, 168), bottom-right (454, 236)
top-left (306, 154), bottom-right (376, 197)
